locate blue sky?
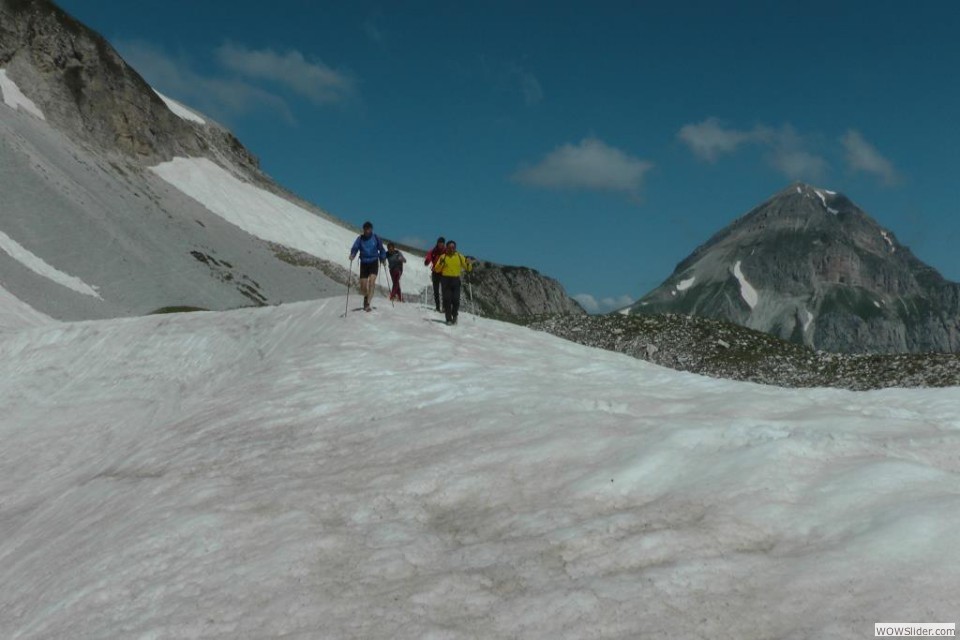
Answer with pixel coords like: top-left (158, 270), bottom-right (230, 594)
top-left (59, 0), bottom-right (960, 312)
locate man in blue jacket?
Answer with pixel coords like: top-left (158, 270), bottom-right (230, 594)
top-left (349, 221), bottom-right (387, 312)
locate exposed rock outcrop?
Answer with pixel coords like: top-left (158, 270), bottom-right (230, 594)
top-left (466, 261), bottom-right (585, 320)
top-left (532, 313), bottom-right (960, 391)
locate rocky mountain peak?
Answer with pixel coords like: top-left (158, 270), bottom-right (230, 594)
top-left (631, 184), bottom-right (960, 354)
top-left (0, 0), bottom-right (257, 167)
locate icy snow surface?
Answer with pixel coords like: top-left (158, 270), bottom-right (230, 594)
top-left (675, 276), bottom-right (696, 291)
top-left (0, 283), bottom-right (53, 331)
top-left (0, 229), bottom-right (101, 299)
top-left (732, 260), bottom-right (758, 309)
top-left (0, 70), bottom-right (45, 120)
top-left (154, 90), bottom-right (206, 125)
top-left (803, 308), bottom-right (814, 332)
top-left (151, 158), bottom-right (431, 292)
top-left (2, 300), bottom-right (959, 638)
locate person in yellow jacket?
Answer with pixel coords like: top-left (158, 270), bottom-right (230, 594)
top-left (433, 240), bottom-right (474, 325)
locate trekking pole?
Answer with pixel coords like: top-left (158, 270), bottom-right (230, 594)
top-left (466, 274), bottom-right (476, 320)
top-left (344, 258), bottom-right (354, 317)
top-left (386, 269), bottom-right (395, 308)
top-left (379, 267), bottom-right (389, 303)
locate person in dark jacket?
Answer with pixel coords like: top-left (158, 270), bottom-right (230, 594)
top-left (386, 242), bottom-right (406, 302)
top-left (349, 221), bottom-right (387, 311)
top-left (424, 237), bottom-right (446, 312)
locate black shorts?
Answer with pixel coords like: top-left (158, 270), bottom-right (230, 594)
top-left (359, 262), bottom-right (379, 278)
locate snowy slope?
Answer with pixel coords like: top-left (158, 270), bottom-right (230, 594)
top-left (152, 157), bottom-right (433, 293)
top-left (1, 301), bottom-right (959, 638)
top-left (0, 282), bottom-right (52, 331)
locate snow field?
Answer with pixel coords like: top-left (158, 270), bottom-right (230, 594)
top-left (1, 300), bottom-right (959, 638)
top-left (151, 157), bottom-right (433, 294)
top-left (0, 69), bottom-right (45, 120)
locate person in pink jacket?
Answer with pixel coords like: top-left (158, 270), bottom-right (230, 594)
top-left (423, 236), bottom-right (446, 312)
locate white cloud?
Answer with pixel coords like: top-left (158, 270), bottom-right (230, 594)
top-left (768, 148), bottom-right (828, 181)
top-left (510, 64), bottom-right (543, 106)
top-left (678, 118), bottom-right (758, 162)
top-left (574, 293), bottom-right (635, 314)
top-left (116, 39), bottom-right (296, 124)
top-left (215, 42), bottom-right (355, 105)
top-left (841, 129), bottom-right (899, 185)
top-left (679, 118), bottom-right (828, 181)
top-left (764, 125), bottom-right (828, 181)
top-left (514, 138), bottom-right (653, 196)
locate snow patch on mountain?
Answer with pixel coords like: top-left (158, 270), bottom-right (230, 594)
top-left (676, 276), bottom-right (696, 291)
top-left (803, 308), bottom-right (814, 332)
top-left (153, 90), bottom-right (206, 125)
top-left (0, 229), bottom-right (101, 299)
top-left (732, 260), bottom-right (758, 309)
top-left (151, 157), bottom-right (431, 291)
top-left (881, 230), bottom-right (896, 252)
top-left (813, 189), bottom-right (828, 208)
top-left (0, 70), bottom-right (45, 120)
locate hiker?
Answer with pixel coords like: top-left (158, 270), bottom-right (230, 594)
top-left (424, 237), bottom-right (446, 312)
top-left (349, 221), bottom-right (386, 312)
top-left (386, 242), bottom-right (406, 302)
top-left (434, 240), bottom-right (474, 325)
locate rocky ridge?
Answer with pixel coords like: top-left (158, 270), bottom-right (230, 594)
top-left (531, 313), bottom-right (960, 391)
top-left (465, 262), bottom-right (585, 320)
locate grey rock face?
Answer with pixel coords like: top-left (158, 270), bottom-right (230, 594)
top-left (466, 262), bottom-right (585, 320)
top-left (631, 183), bottom-right (960, 354)
top-left (0, 0), bottom-right (255, 169)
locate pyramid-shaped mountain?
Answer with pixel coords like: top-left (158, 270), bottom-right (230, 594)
top-left (630, 183), bottom-right (960, 353)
